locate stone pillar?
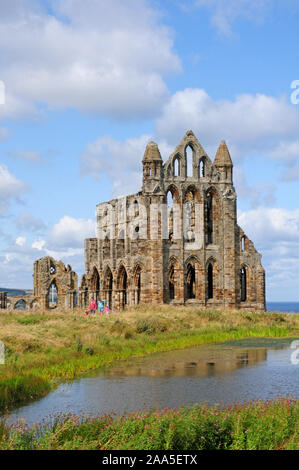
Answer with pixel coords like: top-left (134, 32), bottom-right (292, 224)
top-left (0, 292), bottom-right (7, 309)
top-left (222, 192), bottom-right (237, 308)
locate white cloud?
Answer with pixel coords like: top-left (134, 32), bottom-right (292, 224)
top-left (16, 236), bottom-right (26, 246)
top-left (49, 215), bottom-right (96, 248)
top-left (80, 88), bottom-right (299, 201)
top-left (0, 214), bottom-right (94, 288)
top-left (81, 134), bottom-right (152, 197)
top-left (0, 0), bottom-right (180, 120)
top-left (194, 0), bottom-right (271, 35)
top-left (31, 239), bottom-right (46, 251)
top-left (81, 133), bottom-right (174, 197)
top-left (0, 164), bottom-right (28, 214)
top-left (238, 207), bottom-right (299, 300)
top-left (155, 88), bottom-right (299, 161)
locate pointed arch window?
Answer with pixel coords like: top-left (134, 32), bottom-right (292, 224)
top-left (48, 280), bottom-right (58, 308)
top-left (91, 268), bottom-right (100, 301)
top-left (241, 236), bottom-right (245, 252)
top-left (207, 263), bottom-right (213, 299)
top-left (167, 190), bottom-right (174, 237)
top-left (199, 158), bottom-right (205, 178)
top-left (186, 145), bottom-right (193, 177)
top-left (173, 157), bottom-right (180, 177)
top-left (206, 192), bottom-right (213, 244)
top-left (169, 265), bottom-right (175, 300)
top-left (134, 266), bottom-right (142, 305)
top-left (186, 264), bottom-right (196, 299)
top-left (240, 267), bottom-right (247, 302)
top-left (184, 189), bottom-right (195, 241)
top-left (104, 269), bottom-right (113, 308)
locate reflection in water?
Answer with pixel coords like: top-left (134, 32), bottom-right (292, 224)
top-left (7, 338), bottom-right (299, 426)
top-left (100, 347), bottom-right (267, 378)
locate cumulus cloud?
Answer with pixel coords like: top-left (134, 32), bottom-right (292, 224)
top-left (81, 134), bottom-right (151, 197)
top-left (0, 164), bottom-right (28, 214)
top-left (48, 215), bottom-right (96, 248)
top-left (80, 87), bottom-right (299, 201)
top-left (0, 214), bottom-right (94, 288)
top-left (238, 207), bottom-right (299, 299)
top-left (80, 133), bottom-right (173, 197)
top-left (194, 0), bottom-right (271, 35)
top-left (0, 0), bottom-right (180, 120)
top-left (155, 89), bottom-right (299, 159)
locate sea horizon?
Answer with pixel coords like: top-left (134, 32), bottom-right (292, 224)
top-left (266, 301), bottom-right (299, 313)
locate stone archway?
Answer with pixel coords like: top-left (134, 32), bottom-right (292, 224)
top-left (103, 266), bottom-right (113, 309)
top-left (47, 280), bottom-right (58, 309)
top-left (14, 299), bottom-right (27, 310)
top-left (117, 265), bottom-right (128, 309)
top-left (133, 265), bottom-right (142, 305)
top-left (90, 267), bottom-right (100, 302)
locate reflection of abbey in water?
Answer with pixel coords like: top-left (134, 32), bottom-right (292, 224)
top-left (0, 131), bottom-right (266, 311)
top-left (100, 347), bottom-right (268, 378)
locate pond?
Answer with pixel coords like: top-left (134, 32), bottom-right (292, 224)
top-left (7, 337), bottom-right (299, 425)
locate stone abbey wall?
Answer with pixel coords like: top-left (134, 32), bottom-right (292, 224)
top-left (0, 131), bottom-right (265, 312)
top-left (80, 130), bottom-right (266, 311)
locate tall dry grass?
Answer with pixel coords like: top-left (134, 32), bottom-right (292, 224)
top-left (0, 304), bottom-right (298, 410)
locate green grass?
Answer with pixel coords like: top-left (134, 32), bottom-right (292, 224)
top-left (0, 306), bottom-right (298, 411)
top-left (0, 397), bottom-right (298, 450)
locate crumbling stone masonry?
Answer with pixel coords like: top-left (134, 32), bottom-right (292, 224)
top-left (33, 257), bottom-right (78, 310)
top-left (80, 131), bottom-right (266, 311)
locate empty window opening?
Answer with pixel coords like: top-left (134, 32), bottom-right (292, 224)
top-left (14, 299), bottom-right (26, 310)
top-left (199, 159), bottom-right (205, 178)
top-left (50, 261), bottom-right (56, 275)
top-left (133, 200), bottom-right (139, 217)
top-left (241, 236), bottom-right (245, 252)
top-left (91, 268), bottom-right (100, 302)
top-left (135, 266), bottom-right (142, 305)
top-left (48, 281), bottom-right (58, 309)
top-left (241, 267), bottom-right (247, 302)
top-left (207, 192), bottom-right (213, 244)
top-left (174, 158), bottom-right (180, 177)
top-left (169, 265), bottom-right (175, 300)
top-left (186, 145), bottom-right (193, 177)
top-left (186, 264), bottom-right (196, 299)
top-left (208, 264), bottom-right (213, 299)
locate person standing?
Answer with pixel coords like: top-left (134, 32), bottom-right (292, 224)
top-left (98, 299), bottom-right (104, 313)
top-left (89, 298), bottom-right (97, 314)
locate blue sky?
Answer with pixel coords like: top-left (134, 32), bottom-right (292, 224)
top-left (1, 0), bottom-right (299, 301)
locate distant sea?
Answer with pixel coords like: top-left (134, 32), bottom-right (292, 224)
top-left (266, 302), bottom-right (299, 313)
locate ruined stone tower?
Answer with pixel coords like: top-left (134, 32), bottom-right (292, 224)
top-left (80, 131), bottom-right (265, 311)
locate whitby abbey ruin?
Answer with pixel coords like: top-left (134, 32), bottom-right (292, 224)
top-left (0, 131), bottom-right (265, 311)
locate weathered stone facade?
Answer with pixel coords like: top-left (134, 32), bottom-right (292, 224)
top-left (32, 257), bottom-right (78, 310)
top-left (80, 131), bottom-right (266, 311)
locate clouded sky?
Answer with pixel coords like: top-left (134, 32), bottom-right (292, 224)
top-left (1, 0), bottom-right (299, 301)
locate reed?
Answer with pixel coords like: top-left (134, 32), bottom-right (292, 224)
top-left (0, 397), bottom-right (298, 450)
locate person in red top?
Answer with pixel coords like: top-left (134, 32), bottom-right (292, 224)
top-left (88, 298), bottom-right (97, 315)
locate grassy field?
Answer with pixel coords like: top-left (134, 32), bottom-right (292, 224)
top-left (0, 304), bottom-right (298, 412)
top-left (0, 397), bottom-right (298, 450)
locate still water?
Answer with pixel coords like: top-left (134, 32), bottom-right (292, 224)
top-left (8, 337), bottom-right (299, 425)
